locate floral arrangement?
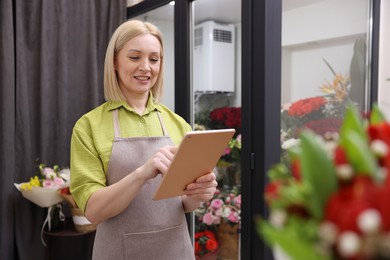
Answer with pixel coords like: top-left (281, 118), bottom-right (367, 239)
top-left (194, 229), bottom-right (219, 258)
top-left (196, 188), bottom-right (241, 226)
top-left (15, 163), bottom-right (70, 208)
top-left (281, 60), bottom-right (351, 146)
top-left (209, 106), bottom-right (241, 131)
top-left (257, 104), bottom-right (390, 260)
top-left (20, 164), bottom-right (68, 190)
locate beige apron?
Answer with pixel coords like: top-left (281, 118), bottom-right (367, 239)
top-left (92, 109), bottom-right (195, 260)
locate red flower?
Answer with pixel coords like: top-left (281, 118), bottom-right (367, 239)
top-left (288, 96), bottom-right (327, 118)
top-left (194, 230), bottom-right (219, 257)
top-left (324, 176), bottom-right (377, 233)
top-left (194, 241), bottom-right (201, 254)
top-left (264, 180), bottom-right (283, 204)
top-left (299, 117), bottom-right (343, 137)
top-left (203, 230), bottom-right (216, 239)
top-left (205, 238), bottom-right (218, 251)
top-left (291, 159), bottom-right (301, 181)
top-left (334, 146), bottom-right (349, 165)
top-left (210, 107), bottom-right (241, 130)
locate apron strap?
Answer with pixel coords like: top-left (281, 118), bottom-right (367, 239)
top-left (157, 112), bottom-right (168, 136)
top-left (112, 109), bottom-right (121, 138)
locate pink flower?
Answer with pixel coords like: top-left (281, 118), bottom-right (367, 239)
top-left (210, 199), bottom-right (224, 209)
top-left (202, 213), bottom-right (214, 225)
top-left (43, 167), bottom-right (56, 179)
top-left (223, 147), bottom-right (231, 156)
top-left (202, 213), bottom-right (221, 225)
top-left (234, 195), bottom-right (241, 207)
top-left (227, 212), bottom-right (240, 223)
top-left (53, 177), bottom-right (65, 186)
top-left (42, 180), bottom-right (55, 189)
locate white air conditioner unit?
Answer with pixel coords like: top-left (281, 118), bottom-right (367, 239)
top-left (193, 21), bottom-right (235, 93)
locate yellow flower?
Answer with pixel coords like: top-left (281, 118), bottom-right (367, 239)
top-left (319, 73), bottom-right (350, 103)
top-left (20, 176), bottom-right (41, 190)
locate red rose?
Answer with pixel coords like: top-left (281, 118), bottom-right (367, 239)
top-left (205, 238), bottom-right (218, 251)
top-left (194, 231), bottom-right (204, 239)
top-left (288, 96), bottom-right (327, 118)
top-left (203, 230), bottom-right (216, 239)
top-left (194, 241), bottom-right (201, 254)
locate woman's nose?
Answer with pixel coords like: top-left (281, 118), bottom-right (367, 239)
top-left (139, 59), bottom-right (151, 72)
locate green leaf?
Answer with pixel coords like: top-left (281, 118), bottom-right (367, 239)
top-left (267, 163), bottom-right (292, 181)
top-left (322, 58), bottom-right (337, 77)
top-left (370, 103), bottom-right (386, 125)
top-left (256, 217), bottom-right (330, 260)
top-left (340, 104), bottom-right (366, 141)
top-left (340, 129), bottom-right (377, 176)
top-left (299, 131), bottom-right (338, 219)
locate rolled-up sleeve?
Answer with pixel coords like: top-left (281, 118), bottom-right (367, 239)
top-left (70, 122), bottom-right (107, 213)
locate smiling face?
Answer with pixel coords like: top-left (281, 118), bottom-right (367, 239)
top-left (114, 33), bottom-right (162, 103)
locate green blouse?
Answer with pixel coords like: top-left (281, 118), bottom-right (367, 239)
top-left (70, 94), bottom-right (192, 212)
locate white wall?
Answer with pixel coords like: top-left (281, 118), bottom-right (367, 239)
top-left (281, 0), bottom-right (370, 104)
top-left (378, 0), bottom-right (390, 119)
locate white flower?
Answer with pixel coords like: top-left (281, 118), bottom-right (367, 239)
top-left (337, 231), bottom-right (361, 258)
top-left (335, 164), bottom-right (354, 181)
top-left (281, 138), bottom-right (300, 150)
top-left (371, 139), bottom-right (388, 157)
top-left (269, 209), bottom-right (287, 229)
top-left (59, 168), bottom-right (71, 184)
top-left (357, 209), bottom-right (381, 234)
top-left (222, 206), bottom-right (232, 218)
top-left (318, 221), bottom-right (338, 245)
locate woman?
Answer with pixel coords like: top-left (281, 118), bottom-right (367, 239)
top-left (70, 20), bottom-right (217, 260)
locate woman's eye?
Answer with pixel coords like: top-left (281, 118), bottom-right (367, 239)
top-left (150, 57), bottom-right (159, 63)
top-left (129, 56), bottom-right (140, 61)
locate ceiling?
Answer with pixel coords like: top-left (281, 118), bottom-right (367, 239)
top-left (129, 0), bottom-right (328, 24)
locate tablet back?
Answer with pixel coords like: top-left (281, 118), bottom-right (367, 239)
top-left (153, 128), bottom-right (235, 200)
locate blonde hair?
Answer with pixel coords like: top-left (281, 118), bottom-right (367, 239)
top-left (104, 20), bottom-right (164, 102)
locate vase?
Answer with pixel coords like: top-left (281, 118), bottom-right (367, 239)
top-left (71, 207), bottom-right (96, 233)
top-left (217, 220), bottom-right (240, 260)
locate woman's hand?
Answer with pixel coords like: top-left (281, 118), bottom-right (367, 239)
top-left (182, 172), bottom-right (218, 212)
top-left (140, 145), bottom-right (177, 181)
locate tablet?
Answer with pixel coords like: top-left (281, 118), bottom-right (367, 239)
top-left (153, 128), bottom-right (235, 200)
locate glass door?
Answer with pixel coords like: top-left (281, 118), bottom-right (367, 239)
top-left (192, 0), bottom-right (242, 259)
top-left (280, 0), bottom-right (372, 149)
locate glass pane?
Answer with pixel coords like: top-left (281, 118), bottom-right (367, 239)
top-left (192, 0), bottom-right (242, 259)
top-left (281, 0), bottom-right (371, 148)
top-left (378, 0), bottom-right (390, 118)
top-left (133, 4), bottom-right (175, 111)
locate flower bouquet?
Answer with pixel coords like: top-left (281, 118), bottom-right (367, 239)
top-left (281, 59), bottom-right (351, 146)
top-left (196, 188), bottom-right (241, 226)
top-left (15, 164), bottom-right (70, 208)
top-left (196, 188), bottom-right (241, 259)
top-left (257, 104), bottom-right (390, 260)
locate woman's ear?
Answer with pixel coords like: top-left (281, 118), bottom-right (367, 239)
top-left (114, 58), bottom-right (118, 70)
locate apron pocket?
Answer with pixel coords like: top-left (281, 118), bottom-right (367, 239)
top-left (122, 224), bottom-right (192, 260)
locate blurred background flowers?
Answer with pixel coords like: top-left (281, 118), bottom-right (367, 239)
top-left (257, 104), bottom-right (390, 260)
